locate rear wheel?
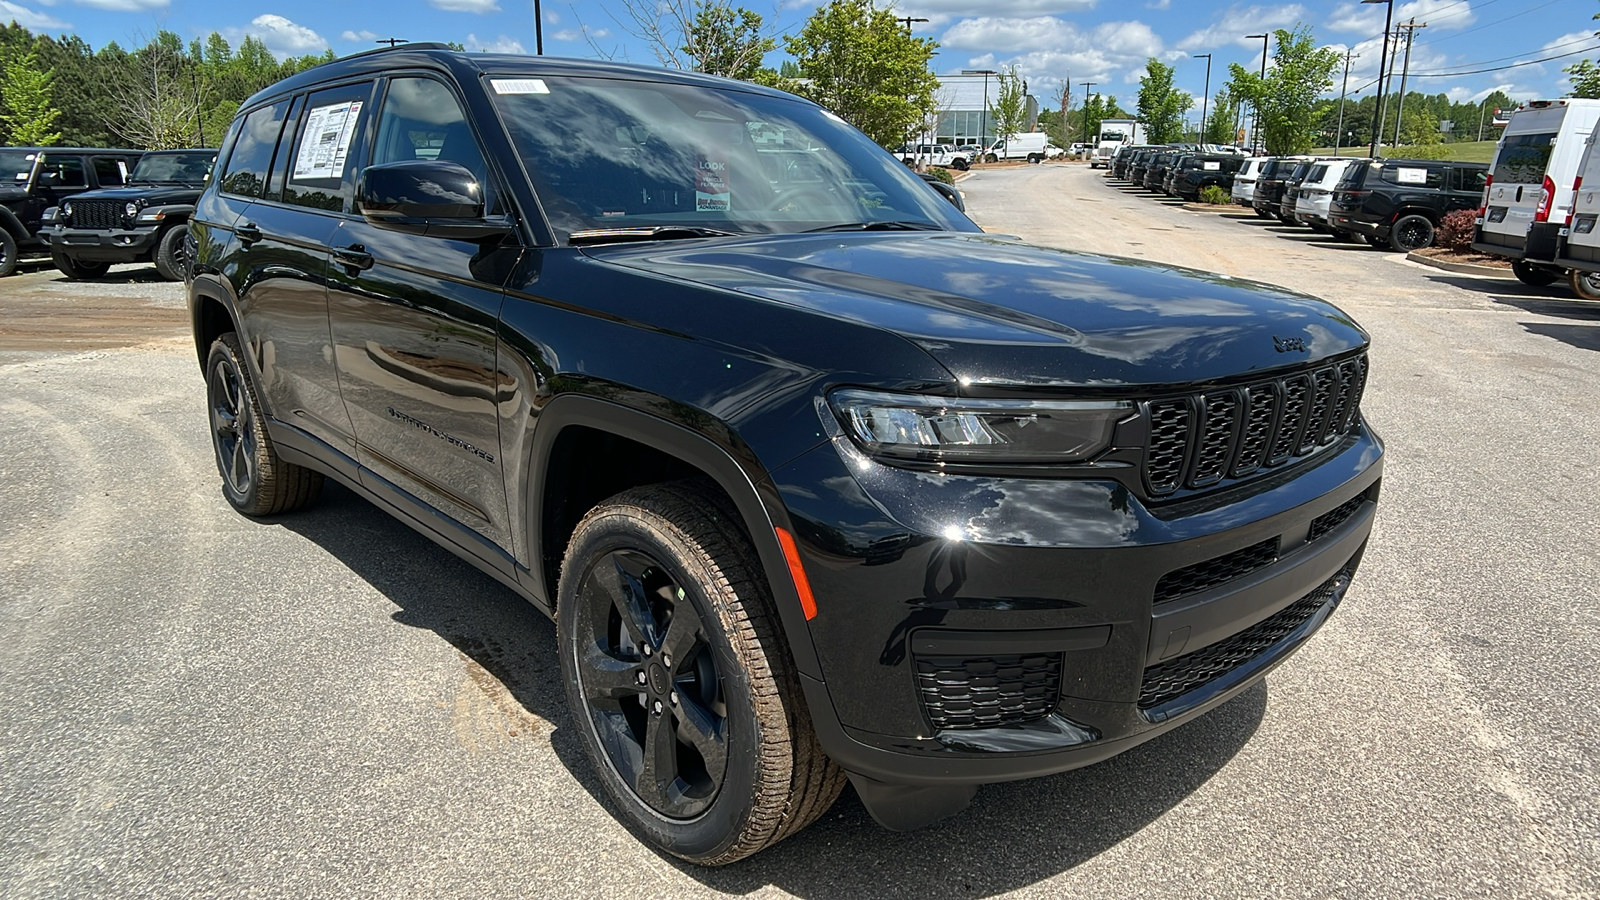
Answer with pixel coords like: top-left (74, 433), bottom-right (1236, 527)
top-left (1512, 260), bottom-right (1561, 287)
top-left (951, 158), bottom-right (969, 171)
top-left (1027, 154), bottom-right (1042, 164)
top-left (0, 229), bottom-right (17, 277)
top-left (1570, 268), bottom-right (1600, 301)
top-left (206, 333), bottom-right (323, 515)
top-left (558, 482), bottom-right (844, 865)
top-left (51, 250), bottom-right (111, 280)
top-left (1389, 214), bottom-right (1435, 252)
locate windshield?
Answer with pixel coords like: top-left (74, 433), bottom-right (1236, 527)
top-left (0, 149), bottom-right (38, 182)
top-left (131, 151), bottom-right (215, 184)
top-left (486, 76), bottom-right (975, 240)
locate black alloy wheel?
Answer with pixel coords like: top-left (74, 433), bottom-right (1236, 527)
top-left (571, 546), bottom-right (729, 821)
top-left (0, 229), bottom-right (16, 277)
top-left (1389, 214), bottom-right (1435, 252)
top-left (1570, 268), bottom-right (1600, 301)
top-left (155, 224), bottom-right (190, 281)
top-left (1511, 259), bottom-right (1561, 287)
top-left (558, 482), bottom-right (844, 864)
top-left (205, 333), bottom-right (322, 515)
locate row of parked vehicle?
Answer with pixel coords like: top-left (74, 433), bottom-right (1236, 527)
top-left (0, 145), bottom-right (217, 281)
top-left (1106, 98), bottom-right (1600, 301)
top-left (895, 133), bottom-right (1065, 170)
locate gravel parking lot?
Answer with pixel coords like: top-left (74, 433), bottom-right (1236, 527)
top-left (3, 166), bottom-right (1597, 898)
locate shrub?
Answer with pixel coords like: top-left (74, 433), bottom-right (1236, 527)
top-left (1436, 208), bottom-right (1476, 250)
top-left (1199, 185), bottom-right (1232, 205)
top-left (925, 165), bottom-right (955, 184)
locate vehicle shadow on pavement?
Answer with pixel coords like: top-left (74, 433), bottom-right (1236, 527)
top-left (1419, 274), bottom-right (1557, 296)
top-left (280, 482), bottom-right (1266, 895)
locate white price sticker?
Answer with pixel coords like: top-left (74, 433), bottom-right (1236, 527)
top-left (492, 79), bottom-right (550, 95)
top-left (1396, 167), bottom-right (1428, 184)
top-left (293, 100), bottom-right (363, 181)
top-left (1203, 161), bottom-right (1221, 171)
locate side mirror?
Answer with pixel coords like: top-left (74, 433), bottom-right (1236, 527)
top-left (918, 173), bottom-right (965, 212)
top-left (357, 160), bottom-right (509, 239)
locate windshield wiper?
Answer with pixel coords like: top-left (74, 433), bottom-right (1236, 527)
top-left (803, 220), bottom-right (943, 233)
top-left (567, 225), bottom-right (743, 246)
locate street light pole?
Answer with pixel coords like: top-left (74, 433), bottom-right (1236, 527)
top-left (1245, 33), bottom-right (1269, 154)
top-left (962, 69), bottom-right (998, 153)
top-left (534, 0), bottom-right (544, 54)
top-left (1363, 0), bottom-right (1394, 157)
top-left (1082, 81), bottom-right (1096, 149)
top-left (1194, 54), bottom-right (1212, 144)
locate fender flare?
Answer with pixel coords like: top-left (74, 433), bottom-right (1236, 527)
top-left (0, 206), bottom-right (29, 242)
top-left (522, 392), bottom-right (825, 681)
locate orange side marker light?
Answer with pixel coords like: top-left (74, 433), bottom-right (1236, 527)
top-left (774, 527), bottom-right (818, 620)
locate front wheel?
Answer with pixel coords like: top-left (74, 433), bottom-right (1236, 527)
top-left (951, 158), bottom-right (969, 171)
top-left (51, 250), bottom-right (110, 280)
top-left (0, 229), bottom-right (16, 277)
top-left (154, 224), bottom-right (190, 282)
top-left (1571, 268), bottom-right (1600, 301)
top-left (206, 333), bottom-right (323, 515)
top-left (1512, 260), bottom-right (1561, 287)
top-left (1389, 214), bottom-right (1435, 252)
top-left (558, 482), bottom-right (844, 865)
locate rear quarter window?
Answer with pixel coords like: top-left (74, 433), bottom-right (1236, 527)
top-left (1492, 132), bottom-right (1558, 185)
top-left (221, 99), bottom-right (291, 198)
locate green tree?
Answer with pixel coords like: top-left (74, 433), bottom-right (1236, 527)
top-left (1227, 25), bottom-right (1340, 155)
top-left (1, 44), bottom-right (63, 145)
top-left (1399, 105), bottom-right (1441, 145)
top-left (1080, 93), bottom-right (1130, 145)
top-left (1203, 89), bottom-right (1239, 144)
top-left (987, 66), bottom-right (1027, 145)
top-left (684, 3), bottom-right (775, 80)
top-left (1136, 58), bottom-right (1191, 144)
top-left (777, 0), bottom-right (939, 147)
top-left (1568, 59), bottom-right (1600, 99)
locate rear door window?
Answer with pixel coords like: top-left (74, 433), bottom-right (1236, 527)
top-left (1492, 132), bottom-right (1558, 185)
top-left (43, 155), bottom-right (86, 188)
top-left (221, 99), bottom-right (291, 198)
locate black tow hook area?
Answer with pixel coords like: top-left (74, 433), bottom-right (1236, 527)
top-left (846, 772), bottom-right (978, 831)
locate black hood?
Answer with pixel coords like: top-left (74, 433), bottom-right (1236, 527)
top-left (67, 184), bottom-right (204, 205)
top-left (585, 232), bottom-right (1368, 389)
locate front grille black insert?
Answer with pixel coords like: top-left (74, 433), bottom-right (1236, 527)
top-left (65, 200), bottom-right (123, 230)
top-left (915, 653), bottom-right (1062, 730)
top-left (1309, 494), bottom-right (1367, 542)
top-left (1138, 565), bottom-right (1350, 710)
top-left (1141, 354), bottom-right (1367, 497)
top-left (1154, 537), bottom-right (1280, 604)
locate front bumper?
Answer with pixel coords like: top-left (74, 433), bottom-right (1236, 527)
top-left (775, 421), bottom-right (1384, 788)
top-left (45, 225), bottom-right (162, 262)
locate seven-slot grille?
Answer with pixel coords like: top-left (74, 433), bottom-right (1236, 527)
top-left (1143, 354), bottom-right (1367, 496)
top-left (64, 200), bottom-right (124, 229)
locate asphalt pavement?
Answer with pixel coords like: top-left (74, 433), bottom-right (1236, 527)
top-left (1, 167), bottom-right (1596, 898)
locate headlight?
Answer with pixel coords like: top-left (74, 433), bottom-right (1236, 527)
top-left (61, 201), bottom-right (72, 217)
top-left (830, 389), bottom-right (1132, 464)
top-left (125, 202), bottom-right (139, 218)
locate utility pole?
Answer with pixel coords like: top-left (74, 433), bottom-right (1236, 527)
top-left (1334, 49), bottom-right (1359, 154)
top-left (1194, 53), bottom-right (1212, 144)
top-left (897, 16), bottom-right (928, 33)
top-left (1391, 19), bottom-right (1427, 148)
top-left (374, 38), bottom-right (407, 47)
top-left (1082, 81), bottom-right (1097, 150)
top-left (1365, 0), bottom-right (1395, 158)
top-left (1478, 98), bottom-right (1489, 141)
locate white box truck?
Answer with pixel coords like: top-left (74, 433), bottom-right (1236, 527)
top-left (1091, 119), bottom-right (1145, 169)
top-left (1474, 98), bottom-right (1600, 285)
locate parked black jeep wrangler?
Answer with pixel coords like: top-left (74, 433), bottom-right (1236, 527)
top-left (0, 146), bottom-right (144, 275)
top-left (190, 46), bottom-right (1383, 865)
top-left (1328, 158), bottom-right (1488, 251)
top-left (43, 148), bottom-right (217, 280)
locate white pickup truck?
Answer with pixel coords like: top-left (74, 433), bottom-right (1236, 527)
top-left (896, 143), bottom-right (974, 171)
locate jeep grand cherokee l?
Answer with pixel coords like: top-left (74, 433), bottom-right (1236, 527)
top-left (189, 46), bottom-right (1383, 865)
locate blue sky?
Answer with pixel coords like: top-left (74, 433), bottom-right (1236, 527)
top-left (4, 0), bottom-right (1596, 113)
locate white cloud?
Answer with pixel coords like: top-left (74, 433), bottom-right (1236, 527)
top-left (0, 0), bottom-right (68, 27)
top-left (1174, 4), bottom-right (1307, 52)
top-left (340, 29), bottom-right (378, 42)
top-left (430, 0), bottom-right (499, 11)
top-left (940, 17), bottom-right (1165, 95)
top-left (1326, 0), bottom-right (1475, 35)
top-left (552, 27), bottom-right (607, 42)
top-left (36, 0), bottom-right (165, 9)
top-left (465, 33), bottom-right (525, 53)
top-left (1146, 0), bottom-right (1170, 7)
top-left (900, 0), bottom-right (1096, 28)
top-left (225, 14), bottom-right (329, 60)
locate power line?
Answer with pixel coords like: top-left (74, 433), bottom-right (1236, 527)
top-left (1427, 0), bottom-right (1564, 46)
top-left (1409, 42), bottom-right (1600, 77)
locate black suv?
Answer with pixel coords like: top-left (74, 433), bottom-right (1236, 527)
top-left (1328, 158), bottom-right (1488, 252)
top-left (43, 149), bottom-right (217, 280)
top-left (1174, 154), bottom-right (1244, 201)
top-left (189, 46), bottom-right (1382, 865)
top-left (1251, 157), bottom-right (1301, 219)
top-left (0, 146), bottom-right (143, 275)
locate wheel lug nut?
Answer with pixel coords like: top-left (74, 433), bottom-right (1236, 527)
top-left (662, 654), bottom-right (672, 668)
top-left (652, 700), bottom-right (663, 715)
top-left (635, 670), bottom-right (647, 685)
top-left (669, 691), bottom-right (678, 706)
top-left (642, 644), bottom-right (652, 657)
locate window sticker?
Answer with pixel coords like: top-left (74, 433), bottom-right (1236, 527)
top-left (1396, 167), bottom-right (1428, 184)
top-left (293, 100), bottom-right (363, 181)
top-left (696, 153), bottom-right (730, 213)
top-left (492, 79), bottom-right (549, 95)
top-left (1203, 161), bottom-right (1221, 171)
top-left (117, 160), bottom-right (129, 181)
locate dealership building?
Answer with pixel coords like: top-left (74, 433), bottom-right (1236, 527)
top-left (923, 74), bottom-right (1041, 147)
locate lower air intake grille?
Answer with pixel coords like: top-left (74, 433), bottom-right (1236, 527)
top-left (1138, 564), bottom-right (1351, 711)
top-left (1309, 494), bottom-right (1367, 542)
top-left (915, 653), bottom-right (1061, 730)
top-left (1154, 537), bottom-right (1280, 604)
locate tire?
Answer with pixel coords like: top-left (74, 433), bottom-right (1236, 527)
top-left (1278, 212), bottom-right (1297, 226)
top-left (1389, 214), bottom-right (1435, 252)
top-left (1511, 260), bottom-right (1561, 287)
top-left (1331, 228), bottom-right (1355, 243)
top-left (206, 333), bottom-right (323, 516)
top-left (1571, 268), bottom-right (1600, 301)
top-left (154, 224), bottom-right (189, 281)
top-left (51, 249), bottom-right (111, 280)
top-left (983, 153), bottom-right (997, 164)
top-left (1027, 154), bottom-right (1042, 164)
top-left (1362, 233), bottom-right (1385, 248)
top-left (558, 482), bottom-right (844, 865)
top-left (1255, 207), bottom-right (1275, 220)
top-left (0, 229), bottom-right (16, 277)
top-left (951, 158), bottom-right (969, 171)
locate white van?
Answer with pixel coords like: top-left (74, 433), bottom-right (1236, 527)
top-left (1232, 157), bottom-right (1263, 208)
top-left (1475, 98), bottom-right (1600, 285)
top-left (1553, 115), bottom-right (1600, 298)
top-left (1293, 159), bottom-right (1359, 231)
top-left (987, 132), bottom-right (1051, 163)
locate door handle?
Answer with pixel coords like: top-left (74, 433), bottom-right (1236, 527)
top-left (235, 222), bottom-right (262, 245)
top-left (333, 243), bottom-right (374, 272)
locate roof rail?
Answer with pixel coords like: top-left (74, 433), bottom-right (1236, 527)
top-left (338, 41), bottom-right (456, 62)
